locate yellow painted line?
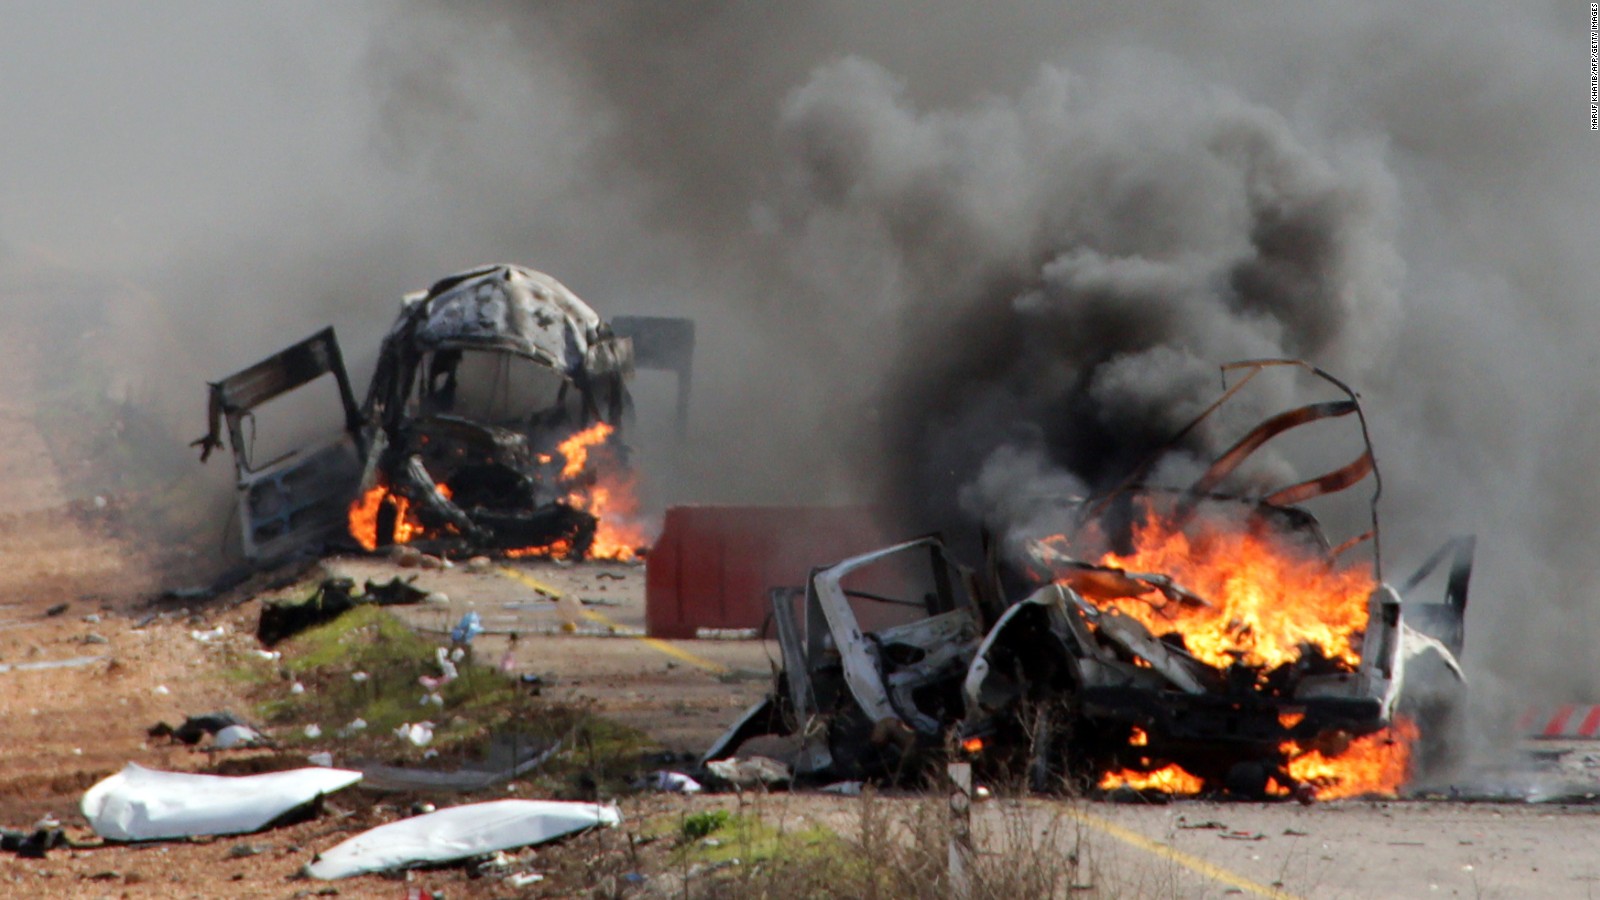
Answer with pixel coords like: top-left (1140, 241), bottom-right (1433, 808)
top-left (497, 567), bottom-right (731, 675)
top-left (1064, 807), bottom-right (1303, 900)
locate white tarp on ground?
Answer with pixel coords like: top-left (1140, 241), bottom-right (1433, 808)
top-left (81, 763), bottom-right (363, 842)
top-left (307, 799), bottom-right (621, 879)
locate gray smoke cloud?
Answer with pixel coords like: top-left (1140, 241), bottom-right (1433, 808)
top-left (359, 2), bottom-right (1600, 735)
top-left (4, 2), bottom-right (1596, 750)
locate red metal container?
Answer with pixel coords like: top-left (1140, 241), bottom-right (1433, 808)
top-left (645, 505), bottom-right (887, 639)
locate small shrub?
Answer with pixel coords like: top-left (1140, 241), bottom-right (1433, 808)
top-left (682, 809), bottom-right (732, 841)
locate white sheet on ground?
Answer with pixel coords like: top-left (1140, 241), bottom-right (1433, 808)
top-left (307, 799), bottom-right (621, 879)
top-left (81, 763), bottom-right (363, 841)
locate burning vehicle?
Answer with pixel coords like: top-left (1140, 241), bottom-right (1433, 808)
top-left (709, 360), bottom-right (1470, 801)
top-left (194, 264), bottom-right (693, 563)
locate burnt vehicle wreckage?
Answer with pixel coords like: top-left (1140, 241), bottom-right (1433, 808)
top-left (194, 264), bottom-right (693, 563)
top-left (710, 360), bottom-right (1472, 800)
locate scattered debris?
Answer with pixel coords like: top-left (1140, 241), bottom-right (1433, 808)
top-left (190, 625), bottom-right (228, 643)
top-left (643, 771), bottom-right (703, 794)
top-left (257, 577), bottom-right (430, 647)
top-left (0, 655), bottom-right (106, 675)
top-left (305, 799), bottom-right (622, 879)
top-left (705, 756), bottom-right (791, 789)
top-left (212, 724), bottom-right (266, 749)
top-left (394, 722), bottom-right (434, 747)
top-left (149, 712), bottom-right (251, 746)
top-left (81, 763), bottom-right (362, 841)
top-left (359, 738), bottom-right (562, 793)
top-left (0, 824), bottom-right (66, 859)
top-left (451, 610), bottom-right (483, 646)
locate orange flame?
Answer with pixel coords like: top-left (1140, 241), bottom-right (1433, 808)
top-left (1045, 502), bottom-right (1416, 798)
top-left (348, 421), bottom-right (651, 560)
top-left (505, 539), bottom-right (572, 559)
top-left (1282, 719), bottom-right (1416, 800)
top-left (499, 422), bottom-right (651, 561)
top-left (1099, 764), bottom-right (1204, 794)
top-left (547, 422), bottom-right (650, 561)
top-left (348, 483), bottom-right (451, 551)
top-left (1055, 507), bottom-right (1376, 671)
top-left (557, 422), bottom-right (613, 480)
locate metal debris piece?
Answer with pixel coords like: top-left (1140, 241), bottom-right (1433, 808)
top-left (256, 576), bottom-right (429, 646)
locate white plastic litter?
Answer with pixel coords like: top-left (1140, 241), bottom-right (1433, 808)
top-left (212, 725), bottom-right (263, 749)
top-left (304, 724), bottom-right (322, 739)
top-left (648, 771), bottom-right (702, 794)
top-left (290, 682), bottom-right (306, 695)
top-left (81, 763), bottom-right (362, 841)
top-left (419, 647), bottom-right (458, 691)
top-left (190, 626), bottom-right (228, 643)
top-left (307, 752), bottom-right (335, 767)
top-left (395, 721), bottom-right (434, 746)
top-left (307, 799), bottom-right (621, 879)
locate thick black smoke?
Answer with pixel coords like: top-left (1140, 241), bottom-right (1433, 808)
top-left (765, 55), bottom-right (1401, 537)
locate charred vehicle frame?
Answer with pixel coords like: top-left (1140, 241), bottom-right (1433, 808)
top-left (194, 264), bottom-right (693, 563)
top-left (711, 360), bottom-right (1470, 799)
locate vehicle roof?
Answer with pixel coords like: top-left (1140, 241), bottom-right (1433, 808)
top-left (407, 264), bottom-right (604, 376)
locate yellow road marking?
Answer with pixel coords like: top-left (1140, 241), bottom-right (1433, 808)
top-left (1064, 807), bottom-right (1303, 899)
top-left (497, 567), bottom-right (730, 675)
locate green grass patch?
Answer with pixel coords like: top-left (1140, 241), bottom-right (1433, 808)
top-left (232, 600), bottom-right (663, 789)
top-left (673, 813), bottom-right (841, 868)
top-left (242, 604), bottom-right (525, 752)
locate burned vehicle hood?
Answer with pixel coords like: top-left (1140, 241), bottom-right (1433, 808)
top-left (406, 264), bottom-right (618, 377)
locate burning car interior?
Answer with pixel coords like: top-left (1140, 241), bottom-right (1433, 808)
top-left (195, 263), bottom-right (693, 565)
top-left (710, 359), bottom-right (1471, 801)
